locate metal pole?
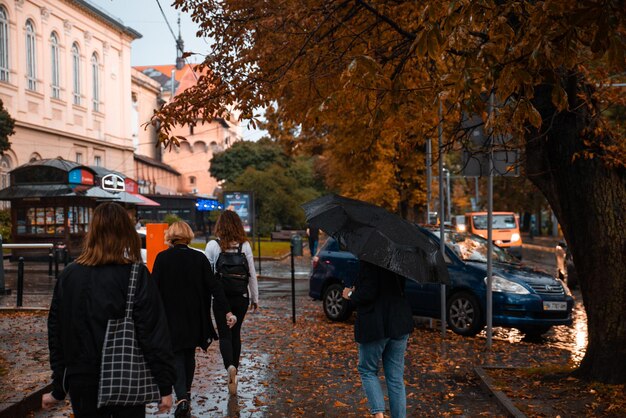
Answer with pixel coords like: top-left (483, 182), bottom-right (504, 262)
top-left (48, 248), bottom-right (53, 276)
top-left (0, 234), bottom-right (6, 294)
top-left (438, 97), bottom-right (446, 338)
top-left (426, 137), bottom-right (432, 224)
top-left (486, 93), bottom-right (495, 349)
top-left (446, 169), bottom-right (451, 223)
top-left (290, 244), bottom-right (296, 324)
top-left (475, 176), bottom-right (480, 209)
top-left (17, 257), bottom-right (24, 307)
top-left (257, 232), bottom-right (262, 275)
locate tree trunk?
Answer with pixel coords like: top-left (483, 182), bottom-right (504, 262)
top-left (527, 81), bottom-right (626, 383)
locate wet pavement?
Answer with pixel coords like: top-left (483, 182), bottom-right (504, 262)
top-left (0, 237), bottom-right (590, 417)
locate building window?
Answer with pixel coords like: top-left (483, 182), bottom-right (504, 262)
top-left (0, 7), bottom-right (9, 82)
top-left (72, 43), bottom-right (81, 105)
top-left (76, 153), bottom-right (82, 164)
top-left (91, 53), bottom-right (99, 111)
top-left (50, 32), bottom-right (60, 99)
top-left (0, 155), bottom-right (11, 210)
top-left (26, 20), bottom-right (37, 90)
top-left (94, 155), bottom-right (101, 166)
top-left (189, 176), bottom-right (196, 185)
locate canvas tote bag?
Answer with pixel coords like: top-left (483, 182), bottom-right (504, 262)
top-left (97, 263), bottom-right (160, 407)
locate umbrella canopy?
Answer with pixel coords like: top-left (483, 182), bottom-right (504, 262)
top-left (302, 194), bottom-right (449, 284)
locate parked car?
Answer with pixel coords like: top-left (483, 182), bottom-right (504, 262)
top-left (555, 241), bottom-right (578, 289)
top-left (309, 229), bottom-right (574, 337)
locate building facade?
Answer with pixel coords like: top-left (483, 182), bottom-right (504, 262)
top-left (135, 63), bottom-right (242, 197)
top-left (0, 0), bottom-right (141, 187)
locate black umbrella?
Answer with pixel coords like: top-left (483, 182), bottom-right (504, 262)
top-left (302, 194), bottom-right (449, 284)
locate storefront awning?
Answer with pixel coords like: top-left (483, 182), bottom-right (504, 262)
top-left (109, 191), bottom-right (160, 206)
top-left (0, 184), bottom-right (73, 199)
top-left (131, 193), bottom-right (160, 207)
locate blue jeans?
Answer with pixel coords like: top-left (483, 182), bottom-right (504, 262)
top-left (357, 334), bottom-right (409, 418)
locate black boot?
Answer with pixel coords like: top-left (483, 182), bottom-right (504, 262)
top-left (174, 399), bottom-right (191, 418)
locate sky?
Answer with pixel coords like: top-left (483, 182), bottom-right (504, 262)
top-left (95, 0), bottom-right (265, 141)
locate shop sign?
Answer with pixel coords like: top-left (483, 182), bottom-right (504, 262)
top-left (102, 174), bottom-right (125, 192)
top-left (124, 178), bottom-right (138, 194)
top-left (68, 168), bottom-right (95, 185)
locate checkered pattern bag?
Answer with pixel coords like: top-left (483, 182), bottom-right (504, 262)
top-left (97, 263), bottom-right (161, 407)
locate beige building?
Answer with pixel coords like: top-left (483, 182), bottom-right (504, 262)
top-left (0, 0), bottom-right (143, 183)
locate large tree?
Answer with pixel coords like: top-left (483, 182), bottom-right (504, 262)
top-left (155, 0), bottom-right (626, 383)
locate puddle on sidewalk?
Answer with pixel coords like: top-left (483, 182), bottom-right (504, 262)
top-left (36, 349), bottom-right (273, 418)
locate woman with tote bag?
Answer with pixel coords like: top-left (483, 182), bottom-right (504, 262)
top-left (42, 202), bottom-right (175, 417)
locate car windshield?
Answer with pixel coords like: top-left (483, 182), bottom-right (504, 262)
top-left (430, 230), bottom-right (519, 264)
top-left (472, 214), bottom-right (517, 230)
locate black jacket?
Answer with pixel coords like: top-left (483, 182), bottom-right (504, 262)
top-left (350, 262), bottom-right (414, 344)
top-left (47, 262), bottom-right (175, 400)
top-left (151, 244), bottom-right (230, 352)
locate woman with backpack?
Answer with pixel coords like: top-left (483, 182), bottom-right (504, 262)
top-left (152, 221), bottom-right (237, 417)
top-left (204, 210), bottom-right (259, 396)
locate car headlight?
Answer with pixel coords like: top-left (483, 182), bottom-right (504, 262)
top-left (485, 275), bottom-right (530, 294)
top-left (511, 233), bottom-right (521, 242)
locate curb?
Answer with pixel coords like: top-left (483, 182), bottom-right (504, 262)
top-left (0, 307), bottom-right (49, 313)
top-left (474, 366), bottom-right (526, 418)
top-left (0, 383), bottom-right (52, 418)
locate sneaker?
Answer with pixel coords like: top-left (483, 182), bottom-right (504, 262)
top-left (174, 399), bottom-right (191, 418)
top-left (227, 365), bottom-right (238, 395)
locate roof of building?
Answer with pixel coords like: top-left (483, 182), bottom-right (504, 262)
top-left (134, 64), bottom-right (203, 96)
top-left (134, 154), bottom-right (181, 175)
top-left (69, 0), bottom-right (142, 40)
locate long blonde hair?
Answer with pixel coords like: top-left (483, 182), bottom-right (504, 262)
top-left (214, 210), bottom-right (247, 251)
top-left (75, 202), bottom-right (141, 266)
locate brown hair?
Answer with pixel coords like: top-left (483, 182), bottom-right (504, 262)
top-left (165, 221), bottom-right (194, 246)
top-left (75, 202), bottom-right (141, 266)
top-left (214, 210), bottom-right (247, 251)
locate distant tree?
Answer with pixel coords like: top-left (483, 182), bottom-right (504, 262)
top-left (0, 99), bottom-right (15, 153)
top-left (226, 164), bottom-right (320, 234)
top-left (210, 138), bottom-right (288, 183)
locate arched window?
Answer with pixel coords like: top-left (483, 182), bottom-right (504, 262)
top-left (71, 43), bottom-right (81, 105)
top-left (50, 32), bottom-right (60, 98)
top-left (26, 20), bottom-right (37, 90)
top-left (0, 7), bottom-right (9, 82)
top-left (0, 155), bottom-right (12, 210)
top-left (91, 53), bottom-right (99, 111)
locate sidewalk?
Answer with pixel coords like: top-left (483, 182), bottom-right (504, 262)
top-left (3, 295), bottom-right (577, 417)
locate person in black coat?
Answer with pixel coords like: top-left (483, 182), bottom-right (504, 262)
top-left (42, 202), bottom-right (176, 417)
top-left (343, 261), bottom-right (414, 418)
top-left (151, 221), bottom-right (236, 418)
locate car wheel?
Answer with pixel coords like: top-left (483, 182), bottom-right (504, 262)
top-left (322, 283), bottom-right (351, 321)
top-left (518, 325), bottom-right (552, 338)
top-left (447, 291), bottom-right (484, 336)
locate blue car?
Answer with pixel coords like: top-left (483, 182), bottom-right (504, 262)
top-left (309, 228), bottom-right (574, 337)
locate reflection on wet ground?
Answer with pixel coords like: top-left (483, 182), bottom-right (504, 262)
top-left (487, 289), bottom-right (587, 365)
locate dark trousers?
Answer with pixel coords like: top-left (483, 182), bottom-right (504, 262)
top-left (173, 348), bottom-right (196, 400)
top-left (68, 375), bottom-right (145, 418)
top-left (214, 295), bottom-right (249, 369)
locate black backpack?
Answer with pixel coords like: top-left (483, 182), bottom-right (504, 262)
top-left (215, 241), bottom-right (250, 296)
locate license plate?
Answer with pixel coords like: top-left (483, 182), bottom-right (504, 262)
top-left (543, 301), bottom-right (567, 311)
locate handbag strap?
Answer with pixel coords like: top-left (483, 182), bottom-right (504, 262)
top-left (124, 263), bottom-right (141, 319)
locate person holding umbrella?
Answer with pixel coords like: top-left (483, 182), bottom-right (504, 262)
top-left (342, 261), bottom-right (414, 418)
top-left (303, 194), bottom-right (449, 418)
